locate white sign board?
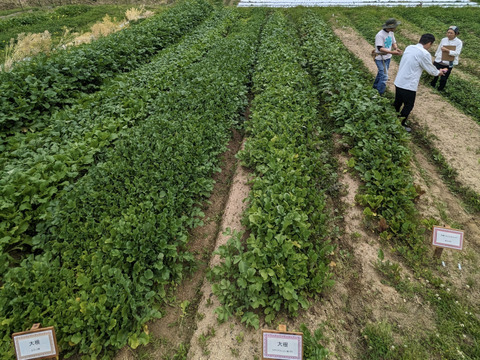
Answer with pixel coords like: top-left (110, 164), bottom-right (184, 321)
top-left (432, 226), bottom-right (464, 251)
top-left (262, 330), bottom-right (303, 360)
top-left (12, 327), bottom-right (58, 360)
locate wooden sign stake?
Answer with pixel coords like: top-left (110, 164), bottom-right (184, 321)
top-left (434, 247), bottom-right (444, 259)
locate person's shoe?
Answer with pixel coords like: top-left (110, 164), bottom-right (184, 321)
top-left (430, 81), bottom-right (436, 88)
top-left (404, 126), bottom-right (411, 133)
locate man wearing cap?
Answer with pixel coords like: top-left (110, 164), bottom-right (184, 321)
top-left (430, 25), bottom-right (463, 91)
top-left (373, 18), bottom-right (403, 95)
top-left (393, 34), bottom-right (448, 132)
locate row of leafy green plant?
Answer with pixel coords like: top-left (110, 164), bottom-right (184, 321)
top-left (0, 7), bottom-right (265, 358)
top-left (297, 10), bottom-right (423, 260)
top-left (0, 4), bottom-right (136, 53)
top-left (0, 7), bottom-right (32, 16)
top-left (0, 0), bottom-right (213, 134)
top-left (209, 10), bottom-right (336, 330)
top-left (334, 7), bottom-right (480, 124)
top-left (0, 6), bottom-right (241, 280)
top-left (295, 9), bottom-right (480, 359)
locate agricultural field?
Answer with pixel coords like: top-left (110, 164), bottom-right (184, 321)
top-left (1, 1), bottom-right (480, 359)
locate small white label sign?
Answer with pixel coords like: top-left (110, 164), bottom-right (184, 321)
top-left (432, 226), bottom-right (464, 250)
top-left (263, 332), bottom-right (302, 360)
top-left (13, 328), bottom-right (57, 360)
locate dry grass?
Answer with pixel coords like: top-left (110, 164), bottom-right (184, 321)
top-left (91, 14), bottom-right (119, 37)
top-left (3, 30), bottom-right (51, 71)
top-left (69, 7), bottom-right (154, 47)
top-left (1, 7), bottom-right (155, 71)
top-left (126, 6), bottom-right (154, 21)
top-left (125, 7), bottom-right (143, 21)
top-left (67, 14), bottom-right (126, 46)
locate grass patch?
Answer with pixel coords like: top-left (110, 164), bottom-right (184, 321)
top-left (376, 250), bottom-right (480, 359)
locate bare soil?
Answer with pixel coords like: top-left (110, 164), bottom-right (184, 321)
top-left (116, 23), bottom-right (480, 360)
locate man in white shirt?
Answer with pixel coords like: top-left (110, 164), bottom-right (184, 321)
top-left (373, 18), bottom-right (403, 95)
top-left (393, 34), bottom-right (448, 132)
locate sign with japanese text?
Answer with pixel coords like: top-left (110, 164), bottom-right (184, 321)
top-left (432, 226), bottom-right (464, 251)
top-left (12, 326), bottom-right (58, 360)
top-left (262, 329), bottom-right (303, 360)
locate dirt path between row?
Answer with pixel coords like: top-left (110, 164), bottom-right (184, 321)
top-left (186, 140), bottom-right (258, 359)
top-left (332, 25), bottom-right (480, 195)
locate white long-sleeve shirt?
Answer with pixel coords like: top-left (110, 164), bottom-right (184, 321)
top-left (394, 44), bottom-right (440, 92)
top-left (434, 37), bottom-right (463, 66)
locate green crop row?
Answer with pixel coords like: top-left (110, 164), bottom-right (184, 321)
top-left (0, 0), bottom-right (213, 134)
top-left (0, 8), bottom-right (241, 277)
top-left (209, 11), bottom-right (336, 330)
top-left (0, 7), bottom-right (265, 359)
top-left (296, 10), bottom-right (426, 259)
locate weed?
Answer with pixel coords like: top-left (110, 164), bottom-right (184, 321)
top-left (125, 6), bottom-right (154, 22)
top-left (230, 347), bottom-right (240, 357)
top-left (168, 343), bottom-right (189, 360)
top-left (361, 321), bottom-right (396, 360)
top-left (198, 326), bottom-right (216, 355)
top-left (351, 232), bottom-right (361, 240)
top-left (180, 300), bottom-right (190, 319)
top-left (301, 323), bottom-right (329, 359)
top-left (236, 331), bottom-right (244, 344)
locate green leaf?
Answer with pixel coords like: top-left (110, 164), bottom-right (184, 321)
top-left (76, 274), bottom-right (89, 286)
top-left (377, 249), bottom-right (385, 261)
top-left (144, 269), bottom-right (154, 280)
top-left (70, 333), bottom-right (83, 345)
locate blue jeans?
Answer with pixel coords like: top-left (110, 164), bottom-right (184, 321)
top-left (373, 58), bottom-right (391, 95)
